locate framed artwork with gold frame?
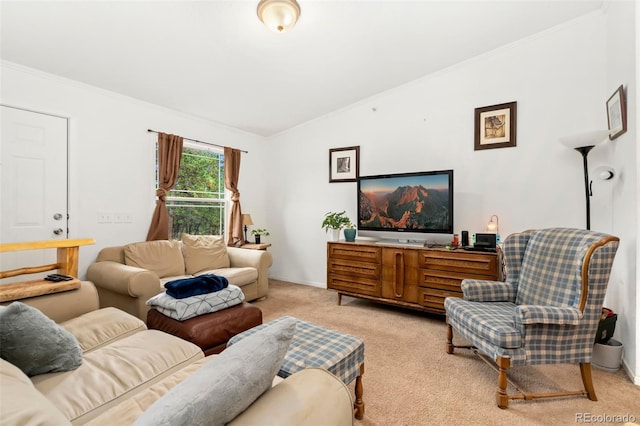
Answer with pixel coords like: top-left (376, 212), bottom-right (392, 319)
top-left (474, 101), bottom-right (517, 151)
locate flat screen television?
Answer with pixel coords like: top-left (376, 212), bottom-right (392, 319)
top-left (357, 170), bottom-right (453, 239)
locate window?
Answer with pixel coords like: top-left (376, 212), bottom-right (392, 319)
top-left (156, 142), bottom-right (226, 240)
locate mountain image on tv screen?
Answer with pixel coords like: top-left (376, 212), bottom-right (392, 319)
top-left (358, 172), bottom-right (452, 232)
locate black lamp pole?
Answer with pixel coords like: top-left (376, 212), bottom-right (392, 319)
top-left (574, 145), bottom-right (595, 230)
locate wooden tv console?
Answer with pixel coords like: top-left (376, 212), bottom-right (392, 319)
top-left (326, 241), bottom-right (500, 315)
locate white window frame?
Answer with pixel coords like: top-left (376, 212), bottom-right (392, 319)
top-left (158, 141), bottom-right (228, 238)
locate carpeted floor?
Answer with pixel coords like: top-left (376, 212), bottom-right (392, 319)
top-left (252, 280), bottom-right (640, 426)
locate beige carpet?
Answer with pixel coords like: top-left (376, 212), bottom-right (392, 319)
top-left (252, 280), bottom-right (640, 426)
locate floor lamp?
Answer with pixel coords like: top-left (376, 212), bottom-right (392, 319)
top-left (559, 130), bottom-right (609, 230)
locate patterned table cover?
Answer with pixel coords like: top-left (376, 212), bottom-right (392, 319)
top-left (227, 315), bottom-right (365, 385)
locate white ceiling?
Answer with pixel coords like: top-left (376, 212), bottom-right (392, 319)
top-left (1, 1), bottom-right (604, 137)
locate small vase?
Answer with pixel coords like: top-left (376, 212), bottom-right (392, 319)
top-left (329, 229), bottom-right (340, 242)
top-left (344, 228), bottom-right (356, 242)
top-left (255, 235), bottom-right (261, 244)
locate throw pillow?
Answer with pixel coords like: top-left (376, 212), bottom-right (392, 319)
top-left (124, 240), bottom-right (185, 278)
top-left (133, 317), bottom-right (296, 426)
top-left (181, 233), bottom-right (230, 275)
top-left (0, 302), bottom-right (83, 377)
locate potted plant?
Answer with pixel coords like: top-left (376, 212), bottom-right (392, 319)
top-left (251, 228), bottom-right (270, 244)
top-left (321, 211), bottom-right (352, 241)
top-left (343, 220), bottom-right (357, 242)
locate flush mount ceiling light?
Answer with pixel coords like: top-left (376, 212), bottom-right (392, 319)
top-left (257, 0), bottom-right (301, 33)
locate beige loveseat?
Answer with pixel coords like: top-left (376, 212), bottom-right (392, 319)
top-left (0, 282), bottom-right (354, 425)
top-left (87, 235), bottom-right (272, 320)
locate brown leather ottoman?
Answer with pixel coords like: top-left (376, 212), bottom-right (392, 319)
top-left (146, 302), bottom-right (262, 355)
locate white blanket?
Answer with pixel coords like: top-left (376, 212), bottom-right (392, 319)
top-left (146, 284), bottom-right (245, 321)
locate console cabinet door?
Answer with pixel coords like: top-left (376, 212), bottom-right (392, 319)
top-left (381, 248), bottom-right (418, 303)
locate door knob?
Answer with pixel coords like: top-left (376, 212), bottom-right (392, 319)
top-left (53, 213), bottom-right (63, 220)
top-left (53, 228), bottom-right (64, 235)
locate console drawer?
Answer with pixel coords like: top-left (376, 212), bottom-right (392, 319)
top-left (328, 258), bottom-right (380, 280)
top-left (418, 288), bottom-right (462, 312)
top-left (328, 243), bottom-right (381, 263)
top-left (418, 250), bottom-right (497, 276)
top-left (419, 269), bottom-right (498, 291)
top-left (328, 275), bottom-right (380, 297)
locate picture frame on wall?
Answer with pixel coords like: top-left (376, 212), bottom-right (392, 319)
top-left (606, 85), bottom-right (627, 140)
top-left (329, 146), bottom-right (359, 182)
top-left (474, 101), bottom-right (517, 151)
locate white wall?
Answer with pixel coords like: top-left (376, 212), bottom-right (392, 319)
top-left (0, 62), bottom-right (269, 276)
top-left (266, 12), bottom-right (609, 284)
top-left (603, 0), bottom-right (638, 385)
top-left (265, 9), bottom-right (637, 382)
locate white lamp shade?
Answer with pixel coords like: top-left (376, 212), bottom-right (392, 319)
top-left (559, 130), bottom-right (609, 149)
top-left (242, 214), bottom-right (254, 226)
top-left (485, 215), bottom-right (499, 233)
top-left (257, 0), bottom-right (301, 33)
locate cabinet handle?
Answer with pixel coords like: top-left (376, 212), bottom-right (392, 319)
top-left (393, 251), bottom-right (404, 298)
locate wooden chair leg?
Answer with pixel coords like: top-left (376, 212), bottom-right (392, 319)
top-left (354, 363), bottom-right (365, 420)
top-left (496, 356), bottom-right (510, 409)
top-left (580, 362), bottom-right (598, 401)
top-left (446, 322), bottom-right (454, 354)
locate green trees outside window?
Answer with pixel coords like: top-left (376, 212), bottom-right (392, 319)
top-left (156, 145), bottom-right (226, 240)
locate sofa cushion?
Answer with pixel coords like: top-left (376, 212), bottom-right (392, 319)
top-left (203, 267), bottom-right (258, 286)
top-left (32, 330), bottom-right (203, 424)
top-left (229, 368), bottom-right (354, 426)
top-left (133, 318), bottom-right (296, 426)
top-left (181, 233), bottom-right (230, 274)
top-left (124, 240), bottom-right (185, 278)
top-left (83, 357), bottom-right (213, 426)
top-left (0, 359), bottom-right (71, 426)
top-left (60, 307), bottom-right (147, 352)
top-left (0, 302), bottom-right (83, 377)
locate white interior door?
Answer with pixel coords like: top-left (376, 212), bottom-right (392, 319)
top-left (0, 106), bottom-right (68, 282)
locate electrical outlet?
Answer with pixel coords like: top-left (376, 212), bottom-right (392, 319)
top-left (114, 213), bottom-right (133, 223)
top-left (98, 212), bottom-right (113, 223)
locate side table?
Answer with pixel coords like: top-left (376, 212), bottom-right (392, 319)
top-left (241, 243), bottom-right (271, 251)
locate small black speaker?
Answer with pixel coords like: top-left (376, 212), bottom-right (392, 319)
top-left (461, 230), bottom-right (469, 247)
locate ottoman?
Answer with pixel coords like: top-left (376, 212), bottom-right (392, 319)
top-left (146, 302), bottom-right (262, 355)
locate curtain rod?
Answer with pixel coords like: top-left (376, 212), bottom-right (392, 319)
top-left (147, 129), bottom-right (248, 154)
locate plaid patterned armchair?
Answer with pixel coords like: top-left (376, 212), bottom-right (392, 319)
top-left (444, 228), bottom-right (619, 408)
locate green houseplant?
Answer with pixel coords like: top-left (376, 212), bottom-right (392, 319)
top-left (251, 228), bottom-right (270, 244)
top-left (321, 211), bottom-right (353, 241)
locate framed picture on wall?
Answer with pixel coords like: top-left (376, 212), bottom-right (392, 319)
top-left (474, 101), bottom-right (517, 151)
top-left (329, 146), bottom-right (359, 182)
top-left (606, 85), bottom-right (627, 140)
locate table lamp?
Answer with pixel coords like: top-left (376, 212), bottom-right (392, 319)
top-left (242, 214), bottom-right (253, 243)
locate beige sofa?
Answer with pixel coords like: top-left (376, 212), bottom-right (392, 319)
top-left (0, 282), bottom-right (354, 425)
top-left (87, 237), bottom-right (272, 320)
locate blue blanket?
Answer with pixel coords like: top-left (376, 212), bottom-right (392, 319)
top-left (164, 274), bottom-right (229, 299)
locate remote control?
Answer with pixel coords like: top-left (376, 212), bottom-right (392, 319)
top-left (45, 274), bottom-right (74, 282)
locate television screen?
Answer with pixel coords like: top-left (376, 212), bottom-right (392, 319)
top-left (357, 170), bottom-right (453, 234)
